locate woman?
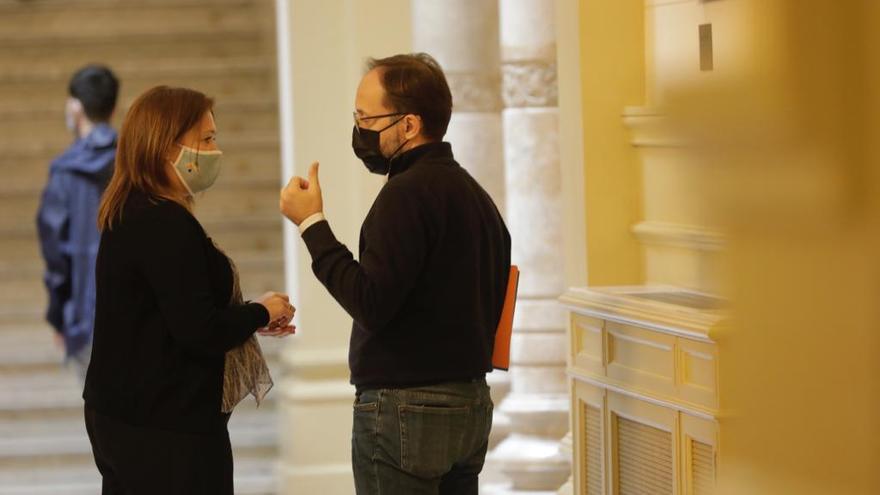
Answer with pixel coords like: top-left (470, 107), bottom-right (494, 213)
top-left (83, 86), bottom-right (294, 494)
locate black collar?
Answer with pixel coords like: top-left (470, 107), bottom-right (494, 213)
top-left (388, 141), bottom-right (454, 178)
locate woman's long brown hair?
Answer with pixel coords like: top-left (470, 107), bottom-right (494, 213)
top-left (98, 86), bottom-right (214, 231)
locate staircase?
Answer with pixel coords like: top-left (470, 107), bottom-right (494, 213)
top-left (0, 0), bottom-right (286, 493)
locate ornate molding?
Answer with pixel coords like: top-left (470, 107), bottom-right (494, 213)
top-left (502, 61), bottom-right (559, 108)
top-left (568, 371), bottom-right (718, 421)
top-left (560, 286), bottom-right (727, 342)
top-left (621, 106), bottom-right (689, 148)
top-left (631, 221), bottom-right (726, 251)
top-left (447, 72), bottom-right (502, 113)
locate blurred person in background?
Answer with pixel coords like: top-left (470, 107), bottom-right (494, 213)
top-left (36, 64), bottom-right (119, 383)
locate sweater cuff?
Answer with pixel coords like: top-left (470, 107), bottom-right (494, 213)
top-left (299, 212), bottom-right (326, 233)
top-left (247, 302), bottom-right (271, 328)
top-left (300, 219), bottom-right (338, 260)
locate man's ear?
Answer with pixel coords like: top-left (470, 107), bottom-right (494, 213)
top-left (403, 114), bottom-right (422, 140)
top-left (67, 97), bottom-right (81, 110)
top-left (66, 97), bottom-right (83, 121)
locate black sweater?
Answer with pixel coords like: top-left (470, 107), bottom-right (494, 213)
top-left (302, 142), bottom-right (511, 390)
top-left (83, 190), bottom-right (269, 433)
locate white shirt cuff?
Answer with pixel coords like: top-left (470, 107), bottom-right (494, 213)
top-left (299, 212), bottom-right (326, 234)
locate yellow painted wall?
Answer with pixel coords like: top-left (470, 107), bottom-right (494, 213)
top-left (707, 2), bottom-right (880, 493)
top-left (576, 0), bottom-right (880, 493)
top-left (579, 0), bottom-right (645, 287)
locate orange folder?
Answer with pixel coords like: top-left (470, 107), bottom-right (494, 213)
top-left (492, 265), bottom-right (520, 371)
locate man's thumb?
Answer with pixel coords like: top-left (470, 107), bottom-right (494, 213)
top-left (308, 161), bottom-right (320, 189)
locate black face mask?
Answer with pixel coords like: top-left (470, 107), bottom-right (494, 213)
top-left (351, 115), bottom-right (408, 175)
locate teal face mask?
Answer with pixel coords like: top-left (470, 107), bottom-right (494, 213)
top-left (171, 145), bottom-right (223, 195)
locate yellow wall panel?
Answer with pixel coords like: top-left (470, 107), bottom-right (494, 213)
top-left (579, 0), bottom-right (645, 286)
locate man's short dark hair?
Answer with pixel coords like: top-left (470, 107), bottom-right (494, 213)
top-left (68, 65), bottom-right (119, 122)
top-left (366, 53), bottom-right (452, 141)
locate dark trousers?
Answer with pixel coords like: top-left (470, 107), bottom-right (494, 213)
top-left (352, 378), bottom-right (493, 495)
top-left (84, 405), bottom-right (234, 495)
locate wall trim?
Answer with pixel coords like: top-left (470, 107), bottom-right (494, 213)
top-left (560, 286), bottom-right (726, 342)
top-left (568, 369), bottom-right (717, 421)
top-left (632, 221), bottom-right (726, 251)
top-left (555, 0), bottom-right (588, 288)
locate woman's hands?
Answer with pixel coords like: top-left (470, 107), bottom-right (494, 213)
top-left (254, 291), bottom-right (296, 337)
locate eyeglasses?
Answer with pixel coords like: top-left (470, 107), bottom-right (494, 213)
top-left (352, 111), bottom-right (406, 133)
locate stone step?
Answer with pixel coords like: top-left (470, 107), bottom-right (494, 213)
top-left (0, 276), bottom-right (284, 316)
top-left (0, 0), bottom-right (282, 489)
top-left (0, 290), bottom-right (47, 318)
top-left (0, 97), bottom-right (279, 130)
top-left (0, 213), bottom-right (283, 269)
top-left (0, 57), bottom-right (276, 106)
top-left (0, 2), bottom-right (260, 39)
top-left (0, 0), bottom-right (259, 14)
top-left (0, 244), bottom-right (283, 304)
top-left (1, 145), bottom-right (280, 200)
top-left (0, 406), bottom-right (279, 462)
top-left (0, 1), bottom-right (274, 89)
top-left (0, 173), bottom-right (281, 207)
top-left (0, 241), bottom-right (284, 328)
top-left (0, 171), bottom-right (282, 229)
top-left (0, 235), bottom-right (40, 265)
top-left (0, 101), bottom-right (279, 154)
top-left (0, 304), bottom-right (45, 327)
top-left (0, 362), bottom-right (283, 421)
top-left (0, 134), bottom-right (280, 168)
top-left (0, 237), bottom-right (283, 267)
top-left (0, 457), bottom-right (277, 495)
top-left (0, 268), bottom-right (283, 309)
top-left (0, 55), bottom-right (273, 85)
top-left (0, 324), bottom-right (63, 374)
top-left (1, 130), bottom-right (279, 162)
top-left (0, 321), bottom-right (286, 372)
top-left (2, 148), bottom-right (281, 193)
top-left (0, 93), bottom-right (276, 119)
top-left (0, 32), bottom-right (265, 71)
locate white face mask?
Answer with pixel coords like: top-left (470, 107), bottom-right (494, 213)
top-left (65, 98), bottom-right (81, 136)
top-left (170, 145), bottom-right (223, 195)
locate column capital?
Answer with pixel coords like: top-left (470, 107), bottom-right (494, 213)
top-left (447, 71), bottom-right (503, 113)
top-left (502, 60), bottom-right (559, 108)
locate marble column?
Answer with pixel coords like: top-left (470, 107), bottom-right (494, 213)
top-left (411, 0), bottom-right (505, 211)
top-left (410, 0), bottom-right (514, 479)
top-left (486, 0), bottom-right (571, 492)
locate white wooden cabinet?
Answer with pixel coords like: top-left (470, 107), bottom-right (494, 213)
top-left (562, 286), bottom-right (726, 495)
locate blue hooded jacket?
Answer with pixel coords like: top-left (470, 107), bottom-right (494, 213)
top-left (36, 124), bottom-right (116, 357)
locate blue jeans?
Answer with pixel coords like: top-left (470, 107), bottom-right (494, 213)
top-left (352, 378), bottom-right (493, 495)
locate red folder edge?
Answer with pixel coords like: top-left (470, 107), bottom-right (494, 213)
top-left (492, 265), bottom-right (520, 371)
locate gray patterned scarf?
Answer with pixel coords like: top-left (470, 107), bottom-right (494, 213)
top-left (219, 248), bottom-right (273, 413)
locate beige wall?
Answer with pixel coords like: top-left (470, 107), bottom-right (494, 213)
top-left (275, 1), bottom-right (411, 492)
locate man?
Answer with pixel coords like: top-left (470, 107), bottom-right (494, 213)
top-left (280, 53), bottom-right (511, 494)
top-left (37, 65), bottom-right (119, 382)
